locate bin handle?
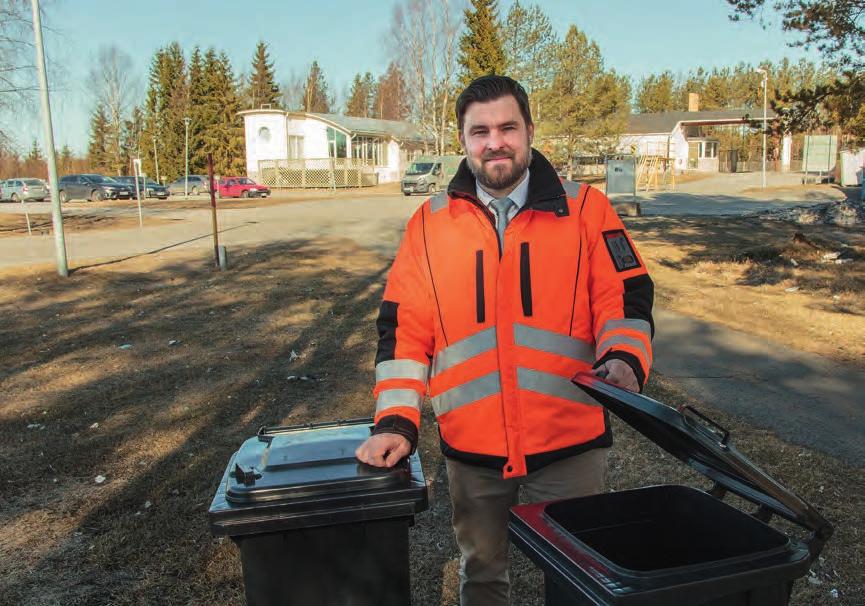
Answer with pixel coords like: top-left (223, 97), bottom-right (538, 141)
top-left (679, 405), bottom-right (730, 447)
top-left (257, 417), bottom-right (374, 441)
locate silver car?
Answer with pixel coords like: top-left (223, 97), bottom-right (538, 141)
top-left (2, 178), bottom-right (47, 202)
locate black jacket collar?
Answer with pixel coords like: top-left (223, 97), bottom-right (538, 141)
top-left (447, 148), bottom-right (568, 215)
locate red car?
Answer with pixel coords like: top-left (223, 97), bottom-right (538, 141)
top-left (216, 177), bottom-right (271, 199)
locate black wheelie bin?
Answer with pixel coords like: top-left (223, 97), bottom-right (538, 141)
top-left (208, 418), bottom-right (428, 606)
top-left (509, 373), bottom-right (833, 606)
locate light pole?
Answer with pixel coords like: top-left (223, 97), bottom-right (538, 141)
top-left (755, 67), bottom-right (768, 189)
top-left (183, 116), bottom-right (191, 196)
top-left (152, 135), bottom-right (160, 184)
top-left (31, 0), bottom-right (67, 276)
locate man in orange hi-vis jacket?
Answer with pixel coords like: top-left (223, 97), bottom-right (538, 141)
top-left (356, 75), bottom-right (654, 606)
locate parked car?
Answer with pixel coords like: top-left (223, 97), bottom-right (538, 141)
top-left (58, 174), bottom-right (133, 203)
top-left (2, 178), bottom-right (47, 202)
top-left (115, 176), bottom-right (169, 199)
top-left (401, 155), bottom-right (462, 196)
top-left (167, 175), bottom-right (211, 196)
top-left (216, 177), bottom-right (270, 199)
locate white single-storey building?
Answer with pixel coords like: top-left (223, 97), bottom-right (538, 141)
top-left (238, 109), bottom-right (431, 188)
top-left (618, 108), bottom-right (790, 172)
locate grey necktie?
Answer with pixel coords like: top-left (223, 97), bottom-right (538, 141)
top-left (491, 197), bottom-right (514, 250)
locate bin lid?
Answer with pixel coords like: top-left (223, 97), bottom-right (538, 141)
top-left (225, 418), bottom-right (412, 504)
top-left (572, 373), bottom-right (832, 551)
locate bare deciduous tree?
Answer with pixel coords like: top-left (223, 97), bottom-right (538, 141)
top-left (280, 70), bottom-right (306, 111)
top-left (88, 44), bottom-right (136, 175)
top-left (387, 0), bottom-right (462, 154)
top-left (0, 0), bottom-right (38, 152)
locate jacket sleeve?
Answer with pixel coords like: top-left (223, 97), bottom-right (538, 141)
top-left (371, 207), bottom-right (435, 451)
top-left (583, 187), bottom-right (654, 390)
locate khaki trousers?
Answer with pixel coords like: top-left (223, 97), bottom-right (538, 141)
top-left (445, 448), bottom-right (609, 606)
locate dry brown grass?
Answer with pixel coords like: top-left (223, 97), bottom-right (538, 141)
top-left (0, 239), bottom-right (860, 605)
top-left (625, 216), bottom-right (865, 366)
top-left (0, 212), bottom-right (173, 237)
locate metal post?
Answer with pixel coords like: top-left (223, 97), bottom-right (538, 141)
top-left (756, 67), bottom-right (768, 189)
top-left (31, 0), bottom-right (67, 276)
top-left (20, 195), bottom-right (32, 236)
top-left (762, 73), bottom-right (768, 188)
top-left (183, 116), bottom-right (190, 196)
top-left (152, 135), bottom-right (160, 183)
top-left (207, 154), bottom-right (220, 268)
top-left (132, 158), bottom-right (143, 227)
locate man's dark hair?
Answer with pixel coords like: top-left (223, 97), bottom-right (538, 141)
top-left (456, 75), bottom-right (533, 133)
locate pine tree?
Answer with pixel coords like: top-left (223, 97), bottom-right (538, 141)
top-left (59, 144), bottom-right (73, 175)
top-left (702, 68), bottom-right (733, 110)
top-left (501, 1), bottom-right (555, 94)
top-left (302, 61), bottom-right (331, 113)
top-left (210, 52), bottom-right (245, 176)
top-left (248, 41), bottom-right (281, 109)
top-left (345, 72), bottom-right (375, 117)
top-left (140, 42), bottom-right (187, 181)
top-left (196, 48), bottom-right (223, 174)
top-left (636, 72), bottom-right (677, 113)
top-left (373, 62), bottom-right (409, 121)
top-left (88, 103), bottom-right (110, 172)
top-left (458, 0), bottom-right (507, 87)
top-left (26, 139), bottom-right (43, 162)
top-left (121, 105), bottom-right (144, 175)
top-left (541, 25), bottom-right (629, 178)
top-left (187, 47), bottom-right (211, 174)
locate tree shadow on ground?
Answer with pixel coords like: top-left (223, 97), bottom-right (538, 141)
top-left (0, 237), bottom-right (452, 606)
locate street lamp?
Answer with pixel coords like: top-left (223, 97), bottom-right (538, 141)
top-left (152, 135), bottom-right (160, 184)
top-left (183, 116), bottom-right (191, 196)
top-left (755, 67), bottom-right (768, 189)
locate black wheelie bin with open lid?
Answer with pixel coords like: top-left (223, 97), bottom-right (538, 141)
top-left (509, 373), bottom-right (833, 606)
top-left (208, 418), bottom-right (428, 606)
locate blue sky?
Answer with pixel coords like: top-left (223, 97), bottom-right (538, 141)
top-left (13, 0), bottom-right (819, 155)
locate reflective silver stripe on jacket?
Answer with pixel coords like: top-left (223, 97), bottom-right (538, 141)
top-left (375, 359), bottom-right (430, 384)
top-left (595, 334), bottom-right (651, 364)
top-left (514, 324), bottom-right (594, 363)
top-left (430, 192), bottom-right (448, 213)
top-left (599, 318), bottom-right (652, 341)
top-left (431, 371), bottom-right (500, 416)
top-left (376, 389), bottom-right (422, 414)
top-left (431, 327), bottom-right (497, 377)
top-left (516, 367), bottom-right (601, 407)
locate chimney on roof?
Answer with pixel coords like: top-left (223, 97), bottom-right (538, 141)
top-left (688, 93), bottom-right (700, 112)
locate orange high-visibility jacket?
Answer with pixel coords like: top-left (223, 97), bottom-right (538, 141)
top-left (372, 150), bottom-right (653, 479)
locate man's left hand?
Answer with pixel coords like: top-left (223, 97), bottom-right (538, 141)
top-left (591, 359), bottom-right (639, 392)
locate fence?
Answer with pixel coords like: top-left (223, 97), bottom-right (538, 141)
top-left (257, 158), bottom-right (379, 189)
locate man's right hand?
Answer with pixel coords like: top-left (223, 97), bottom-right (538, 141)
top-left (355, 433), bottom-right (412, 467)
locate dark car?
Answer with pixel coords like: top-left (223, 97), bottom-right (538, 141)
top-left (115, 176), bottom-right (169, 199)
top-left (58, 174), bottom-right (133, 203)
top-left (167, 175), bottom-right (210, 196)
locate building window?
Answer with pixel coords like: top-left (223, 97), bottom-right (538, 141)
top-left (258, 126), bottom-right (271, 143)
top-left (327, 127), bottom-right (347, 158)
top-left (287, 135), bottom-right (304, 159)
top-left (699, 141), bottom-right (718, 159)
top-left (352, 136), bottom-right (386, 165)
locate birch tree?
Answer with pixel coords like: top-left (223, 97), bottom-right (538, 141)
top-left (387, 0), bottom-right (462, 154)
top-left (88, 45), bottom-right (136, 175)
